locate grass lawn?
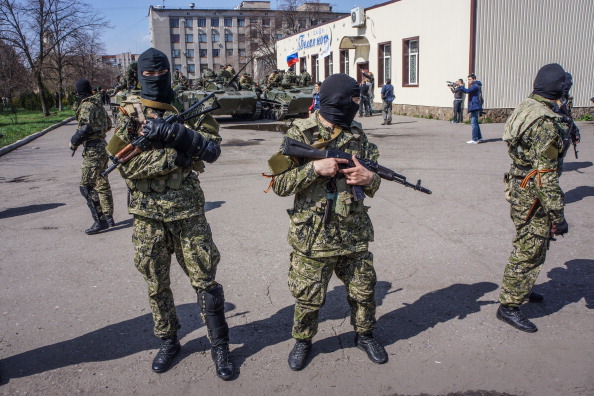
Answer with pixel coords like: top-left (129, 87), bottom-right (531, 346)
top-left (0, 109), bottom-right (75, 148)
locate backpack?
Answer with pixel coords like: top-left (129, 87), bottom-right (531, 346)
top-left (478, 86), bottom-right (484, 108)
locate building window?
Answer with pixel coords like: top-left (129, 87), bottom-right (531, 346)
top-left (170, 18), bottom-right (179, 28)
top-left (213, 49), bottom-right (220, 57)
top-left (199, 49), bottom-right (207, 57)
top-left (212, 31), bottom-right (220, 42)
top-left (172, 49), bottom-right (181, 58)
top-left (238, 33), bottom-right (246, 42)
top-left (378, 42), bottom-right (391, 86)
top-left (298, 18), bottom-right (306, 29)
top-left (402, 37), bottom-right (419, 86)
top-left (171, 34), bottom-right (180, 43)
top-left (173, 64), bottom-right (182, 72)
top-left (198, 33), bottom-right (207, 42)
top-left (225, 32), bottom-right (233, 42)
top-left (224, 17), bottom-right (233, 27)
top-left (239, 48), bottom-right (246, 57)
top-left (275, 33), bottom-right (283, 40)
top-left (299, 57), bottom-right (306, 73)
top-left (211, 18), bottom-right (219, 27)
top-left (340, 50), bottom-right (349, 75)
top-left (226, 49), bottom-right (233, 57)
top-left (324, 53), bottom-right (333, 78)
top-left (311, 54), bottom-right (318, 83)
top-left (198, 18), bottom-right (206, 27)
top-left (262, 18), bottom-right (270, 27)
top-left (185, 34), bottom-right (194, 43)
top-left (184, 19), bottom-right (193, 28)
top-left (187, 64), bottom-right (195, 73)
top-left (200, 64), bottom-right (209, 73)
top-left (238, 18), bottom-right (245, 27)
top-left (186, 49), bottom-right (194, 58)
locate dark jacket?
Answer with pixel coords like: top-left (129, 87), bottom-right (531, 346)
top-left (380, 84), bottom-right (395, 102)
top-left (451, 86), bottom-right (465, 100)
top-left (360, 83), bottom-right (370, 98)
top-left (459, 81), bottom-right (483, 112)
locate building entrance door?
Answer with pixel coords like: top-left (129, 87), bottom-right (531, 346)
top-left (357, 62), bottom-right (369, 83)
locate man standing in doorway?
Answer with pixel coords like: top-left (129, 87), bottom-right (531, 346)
top-left (458, 73), bottom-right (483, 144)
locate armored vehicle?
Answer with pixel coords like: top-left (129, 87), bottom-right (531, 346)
top-left (259, 86), bottom-right (313, 120)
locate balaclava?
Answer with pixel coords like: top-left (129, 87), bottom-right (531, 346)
top-left (532, 63), bottom-right (565, 100)
top-left (319, 73), bottom-right (360, 128)
top-left (137, 48), bottom-right (174, 104)
top-left (562, 72), bottom-right (573, 98)
top-left (75, 78), bottom-right (93, 99)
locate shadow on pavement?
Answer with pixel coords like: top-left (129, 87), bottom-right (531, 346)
top-left (526, 258), bottom-right (594, 318)
top-left (0, 203), bottom-right (66, 219)
top-left (0, 302), bottom-right (235, 384)
top-left (205, 200), bottom-right (225, 212)
top-left (564, 185), bottom-right (594, 205)
top-left (562, 161), bottom-right (593, 172)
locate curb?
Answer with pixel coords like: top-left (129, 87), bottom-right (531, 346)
top-left (0, 116), bottom-right (76, 157)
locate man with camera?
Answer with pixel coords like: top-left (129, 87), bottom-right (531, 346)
top-left (448, 79), bottom-right (465, 123)
top-left (458, 73), bottom-right (484, 144)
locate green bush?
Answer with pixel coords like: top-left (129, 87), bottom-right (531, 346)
top-left (576, 113), bottom-right (593, 121)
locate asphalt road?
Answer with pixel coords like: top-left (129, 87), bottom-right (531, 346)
top-left (1, 113), bottom-right (593, 396)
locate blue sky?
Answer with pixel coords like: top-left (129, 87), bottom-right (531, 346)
top-left (96, 0), bottom-right (381, 54)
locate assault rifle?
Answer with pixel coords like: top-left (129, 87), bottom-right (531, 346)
top-left (281, 137), bottom-right (432, 200)
top-left (556, 98), bottom-right (580, 159)
top-left (225, 56), bottom-right (255, 87)
top-left (101, 92), bottom-right (221, 177)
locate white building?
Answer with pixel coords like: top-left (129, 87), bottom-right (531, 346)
top-left (276, 0), bottom-right (594, 121)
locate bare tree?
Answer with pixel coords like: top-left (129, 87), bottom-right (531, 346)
top-left (0, 0), bottom-right (106, 115)
top-left (46, 0), bottom-right (107, 110)
top-left (0, 39), bottom-right (31, 99)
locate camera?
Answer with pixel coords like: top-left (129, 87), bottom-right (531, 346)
top-left (446, 80), bottom-right (457, 88)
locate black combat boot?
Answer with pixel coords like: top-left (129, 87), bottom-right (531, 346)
top-left (152, 335), bottom-right (181, 373)
top-left (355, 332), bottom-right (388, 364)
top-left (198, 285), bottom-right (234, 381)
top-left (85, 215), bottom-right (109, 235)
top-left (104, 215), bottom-right (116, 227)
top-left (496, 304), bottom-right (537, 332)
top-left (526, 291), bottom-right (544, 303)
top-left (288, 339), bottom-right (312, 371)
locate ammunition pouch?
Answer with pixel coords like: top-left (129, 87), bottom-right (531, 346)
top-left (131, 167), bottom-right (189, 193)
top-left (198, 284), bottom-right (229, 347)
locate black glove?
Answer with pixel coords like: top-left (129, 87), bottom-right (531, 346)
top-left (165, 124), bottom-right (221, 163)
top-left (141, 118), bottom-right (174, 142)
top-left (174, 150), bottom-right (192, 168)
top-left (70, 125), bottom-right (94, 146)
top-left (552, 219), bottom-right (568, 236)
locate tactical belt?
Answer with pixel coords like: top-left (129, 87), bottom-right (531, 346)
top-left (84, 139), bottom-right (104, 147)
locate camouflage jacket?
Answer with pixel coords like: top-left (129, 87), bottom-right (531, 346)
top-left (503, 94), bottom-right (566, 224)
top-left (76, 94), bottom-right (112, 140)
top-left (270, 112), bottom-right (381, 257)
top-left (108, 97), bottom-right (221, 221)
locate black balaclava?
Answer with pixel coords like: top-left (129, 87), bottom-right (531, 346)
top-left (75, 78), bottom-right (93, 99)
top-left (562, 72), bottom-right (573, 98)
top-left (319, 73), bottom-right (360, 128)
top-left (532, 63), bottom-right (565, 100)
top-left (137, 47), bottom-right (174, 104)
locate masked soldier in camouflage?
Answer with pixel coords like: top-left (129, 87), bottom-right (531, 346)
top-left (106, 48), bottom-right (234, 379)
top-left (498, 63), bottom-right (570, 333)
top-left (69, 78), bottom-right (114, 234)
top-left (267, 73), bottom-right (388, 370)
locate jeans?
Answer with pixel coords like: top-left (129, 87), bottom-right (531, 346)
top-left (453, 100), bottom-right (463, 123)
top-left (469, 110), bottom-right (483, 141)
top-left (382, 101), bottom-right (392, 122)
top-left (359, 97), bottom-right (371, 116)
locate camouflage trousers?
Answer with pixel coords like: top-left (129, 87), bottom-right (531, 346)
top-left (133, 214), bottom-right (220, 338)
top-left (288, 250), bottom-right (377, 340)
top-left (499, 178), bottom-right (550, 307)
top-left (80, 145), bottom-right (113, 216)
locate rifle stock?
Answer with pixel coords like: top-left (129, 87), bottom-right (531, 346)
top-left (281, 137), bottom-right (432, 197)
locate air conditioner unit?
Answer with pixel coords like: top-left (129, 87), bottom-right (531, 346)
top-left (351, 7), bottom-right (365, 28)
